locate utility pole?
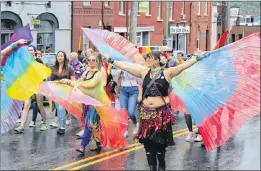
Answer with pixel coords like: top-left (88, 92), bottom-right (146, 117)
top-left (129, 1), bottom-right (138, 44)
top-left (221, 1), bottom-right (230, 44)
top-left (163, 2), bottom-right (169, 40)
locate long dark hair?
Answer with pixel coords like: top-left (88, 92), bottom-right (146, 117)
top-left (53, 51), bottom-right (69, 76)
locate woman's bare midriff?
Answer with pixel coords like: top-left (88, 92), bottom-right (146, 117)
top-left (142, 96), bottom-right (170, 109)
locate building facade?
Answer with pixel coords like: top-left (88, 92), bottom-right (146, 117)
top-left (1, 1), bottom-right (72, 53)
top-left (216, 6), bottom-right (260, 44)
top-left (113, 1), bottom-right (212, 55)
top-left (72, 1), bottom-right (114, 52)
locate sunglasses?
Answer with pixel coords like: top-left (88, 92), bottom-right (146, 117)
top-left (87, 58), bottom-right (96, 62)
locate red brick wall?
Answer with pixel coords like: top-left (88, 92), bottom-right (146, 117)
top-left (72, 1), bottom-right (212, 53)
top-left (217, 26), bottom-right (260, 42)
top-left (188, 1), bottom-right (212, 54)
top-left (72, 1), bottom-right (114, 52)
top-left (113, 1), bottom-right (212, 53)
top-left (113, 1), bottom-right (165, 46)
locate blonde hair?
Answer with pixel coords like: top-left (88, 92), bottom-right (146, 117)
top-left (89, 52), bottom-right (103, 71)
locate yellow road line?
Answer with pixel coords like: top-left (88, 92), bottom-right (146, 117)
top-left (52, 126), bottom-right (196, 170)
top-left (70, 131), bottom-right (189, 170)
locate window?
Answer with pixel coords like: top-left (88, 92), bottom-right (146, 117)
top-left (83, 1), bottom-right (91, 6)
top-left (37, 20), bottom-right (53, 52)
top-left (231, 34), bottom-right (235, 42)
top-left (142, 32), bottom-right (150, 46)
top-left (196, 31), bottom-right (200, 49)
top-left (157, 1), bottom-right (162, 20)
top-left (104, 1), bottom-right (109, 7)
top-left (169, 2), bottom-right (173, 21)
top-left (181, 1), bottom-right (185, 15)
top-left (238, 34), bottom-right (243, 39)
top-left (197, 1), bottom-right (201, 16)
top-left (146, 2), bottom-right (151, 16)
top-left (136, 32), bottom-right (142, 46)
top-left (119, 1), bottom-right (125, 15)
top-left (136, 32), bottom-right (150, 46)
top-left (83, 26), bottom-right (91, 52)
top-left (1, 19), bottom-right (14, 45)
top-left (204, 1), bottom-right (208, 16)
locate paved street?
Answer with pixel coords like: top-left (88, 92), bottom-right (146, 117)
top-left (1, 107), bottom-right (260, 170)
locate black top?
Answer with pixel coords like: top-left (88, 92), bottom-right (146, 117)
top-left (51, 65), bottom-right (75, 81)
top-left (84, 71), bottom-right (98, 81)
top-left (142, 69), bottom-right (169, 98)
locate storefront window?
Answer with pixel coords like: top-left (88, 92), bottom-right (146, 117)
top-left (37, 20), bottom-right (53, 52)
top-left (173, 34), bottom-right (186, 53)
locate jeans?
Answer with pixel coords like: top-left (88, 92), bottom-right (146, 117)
top-left (55, 103), bottom-right (66, 128)
top-left (119, 86), bottom-right (138, 124)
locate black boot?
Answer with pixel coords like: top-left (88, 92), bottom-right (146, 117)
top-left (157, 150), bottom-right (166, 171)
top-left (146, 150), bottom-right (157, 171)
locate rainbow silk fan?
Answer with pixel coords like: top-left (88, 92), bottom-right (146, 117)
top-left (81, 27), bottom-right (145, 65)
top-left (1, 81), bottom-right (23, 134)
top-left (83, 28), bottom-right (260, 151)
top-left (1, 24), bottom-right (50, 133)
top-left (171, 33), bottom-right (260, 151)
top-left (1, 24), bottom-right (51, 101)
top-left (37, 81), bottom-right (129, 149)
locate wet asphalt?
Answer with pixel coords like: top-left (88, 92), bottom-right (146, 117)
top-left (1, 107), bottom-right (260, 170)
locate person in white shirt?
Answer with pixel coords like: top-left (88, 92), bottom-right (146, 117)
top-left (116, 71), bottom-right (139, 137)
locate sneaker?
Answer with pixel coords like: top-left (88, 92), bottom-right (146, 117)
top-left (194, 134), bottom-right (202, 142)
top-left (50, 122), bottom-right (58, 129)
top-left (57, 128), bottom-right (65, 135)
top-left (17, 119), bottom-right (21, 123)
top-left (40, 123), bottom-right (48, 131)
top-left (14, 125), bottom-right (24, 133)
top-left (76, 130), bottom-right (84, 138)
top-left (41, 120), bottom-right (43, 124)
top-left (133, 123), bottom-right (139, 134)
top-left (66, 119), bottom-right (71, 126)
top-left (185, 132), bottom-right (194, 142)
top-left (29, 121), bottom-right (36, 127)
top-left (124, 130), bottom-right (128, 137)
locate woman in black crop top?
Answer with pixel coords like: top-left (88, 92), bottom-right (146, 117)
top-left (103, 51), bottom-right (207, 171)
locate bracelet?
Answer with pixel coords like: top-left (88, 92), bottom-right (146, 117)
top-left (108, 58), bottom-right (115, 64)
top-left (10, 42), bottom-right (18, 50)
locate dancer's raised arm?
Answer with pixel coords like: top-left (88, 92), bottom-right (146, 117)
top-left (1, 39), bottom-right (27, 59)
top-left (164, 52), bottom-right (208, 81)
top-left (102, 54), bottom-right (149, 79)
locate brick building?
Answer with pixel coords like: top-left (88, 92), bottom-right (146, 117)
top-left (113, 1), bottom-right (212, 55)
top-left (72, 1), bottom-right (212, 55)
top-left (216, 6), bottom-right (260, 44)
top-left (72, 1), bottom-right (114, 52)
